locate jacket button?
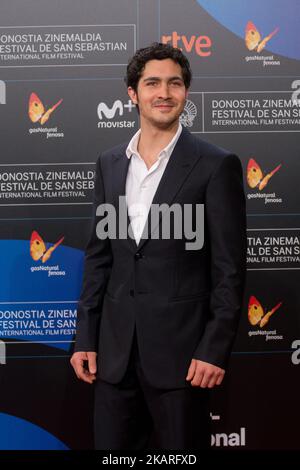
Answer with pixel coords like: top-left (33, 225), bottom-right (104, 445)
top-left (129, 289), bottom-right (134, 297)
top-left (134, 252), bottom-right (143, 260)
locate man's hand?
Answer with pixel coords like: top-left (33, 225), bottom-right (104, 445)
top-left (186, 358), bottom-right (225, 388)
top-left (70, 351), bottom-right (97, 384)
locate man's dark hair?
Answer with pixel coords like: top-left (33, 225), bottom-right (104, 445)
top-left (125, 42), bottom-right (192, 91)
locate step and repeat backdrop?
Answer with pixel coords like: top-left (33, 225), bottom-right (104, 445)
top-left (0, 0), bottom-right (299, 450)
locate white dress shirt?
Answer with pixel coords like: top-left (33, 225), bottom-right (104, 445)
top-left (125, 124), bottom-right (182, 245)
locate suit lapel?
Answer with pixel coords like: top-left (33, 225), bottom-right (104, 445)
top-left (112, 144), bottom-right (137, 252)
top-left (111, 128), bottom-right (202, 252)
top-left (137, 128), bottom-right (202, 250)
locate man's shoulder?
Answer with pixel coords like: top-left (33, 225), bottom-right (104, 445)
top-left (186, 130), bottom-right (231, 159)
top-left (94, 141), bottom-right (128, 174)
top-left (100, 141), bottom-right (128, 161)
top-left (182, 128), bottom-right (238, 169)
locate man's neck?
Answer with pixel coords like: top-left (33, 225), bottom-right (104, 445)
top-left (137, 120), bottom-right (179, 169)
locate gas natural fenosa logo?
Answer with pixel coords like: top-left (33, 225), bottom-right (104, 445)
top-left (28, 92), bottom-right (64, 138)
top-left (244, 21), bottom-right (280, 67)
top-left (247, 158), bottom-right (282, 191)
top-left (248, 295), bottom-right (282, 328)
top-left (30, 231), bottom-right (64, 263)
top-left (28, 92), bottom-right (63, 124)
top-left (246, 158), bottom-right (283, 205)
top-left (245, 21), bottom-right (279, 53)
top-left (247, 295), bottom-right (284, 342)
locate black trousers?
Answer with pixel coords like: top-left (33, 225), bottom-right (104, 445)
top-left (94, 332), bottom-right (211, 450)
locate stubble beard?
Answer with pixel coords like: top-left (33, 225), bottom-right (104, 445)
top-left (147, 103), bottom-right (185, 130)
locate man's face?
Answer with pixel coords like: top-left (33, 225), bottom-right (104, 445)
top-left (128, 58), bottom-right (188, 129)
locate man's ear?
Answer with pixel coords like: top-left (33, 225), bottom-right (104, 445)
top-left (127, 87), bottom-right (138, 105)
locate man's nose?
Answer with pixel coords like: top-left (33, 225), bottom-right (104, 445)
top-left (157, 82), bottom-right (170, 99)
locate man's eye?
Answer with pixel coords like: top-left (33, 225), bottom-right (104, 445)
top-left (147, 82), bottom-right (157, 86)
top-left (171, 81), bottom-right (182, 86)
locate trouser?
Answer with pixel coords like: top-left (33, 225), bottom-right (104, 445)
top-left (94, 332), bottom-right (211, 450)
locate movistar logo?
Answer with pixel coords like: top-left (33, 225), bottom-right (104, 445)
top-left (97, 99), bottom-right (135, 120)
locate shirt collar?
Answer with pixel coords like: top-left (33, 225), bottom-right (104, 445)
top-left (126, 123), bottom-right (182, 161)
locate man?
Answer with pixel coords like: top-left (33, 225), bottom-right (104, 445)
top-left (71, 43), bottom-right (246, 450)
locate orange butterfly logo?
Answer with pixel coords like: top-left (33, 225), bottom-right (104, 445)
top-left (248, 295), bottom-right (282, 328)
top-left (30, 231), bottom-right (64, 263)
top-left (245, 21), bottom-right (279, 53)
top-left (28, 92), bottom-right (63, 125)
top-left (247, 158), bottom-right (281, 190)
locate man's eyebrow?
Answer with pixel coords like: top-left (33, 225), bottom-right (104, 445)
top-left (143, 76), bottom-right (184, 82)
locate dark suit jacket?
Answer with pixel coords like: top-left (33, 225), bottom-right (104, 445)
top-left (74, 127), bottom-right (246, 388)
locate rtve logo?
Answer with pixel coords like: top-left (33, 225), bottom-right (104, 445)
top-left (161, 32), bottom-right (212, 57)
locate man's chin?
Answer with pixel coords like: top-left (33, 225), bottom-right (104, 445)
top-left (149, 116), bottom-right (179, 130)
